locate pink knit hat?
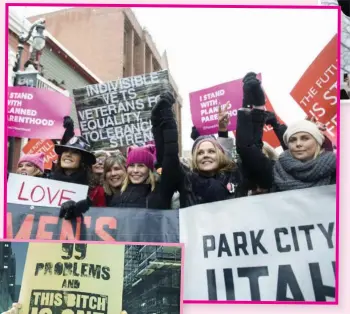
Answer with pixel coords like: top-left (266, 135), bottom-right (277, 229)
top-left (18, 153), bottom-right (45, 172)
top-left (126, 146), bottom-right (155, 170)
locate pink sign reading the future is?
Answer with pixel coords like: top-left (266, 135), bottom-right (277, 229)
top-left (189, 74), bottom-right (262, 135)
top-left (7, 86), bottom-right (72, 139)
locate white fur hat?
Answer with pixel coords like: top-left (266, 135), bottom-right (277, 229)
top-left (283, 120), bottom-right (325, 146)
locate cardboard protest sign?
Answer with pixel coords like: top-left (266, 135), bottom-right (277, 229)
top-left (19, 242), bottom-right (125, 313)
top-left (262, 94), bottom-right (285, 148)
top-left (73, 70), bottom-right (171, 151)
top-left (7, 203), bottom-right (179, 243)
top-left (7, 86), bottom-right (72, 139)
top-left (180, 185), bottom-right (336, 301)
top-left (22, 139), bottom-right (58, 170)
top-left (7, 174), bottom-right (88, 208)
top-left (290, 34), bottom-right (337, 145)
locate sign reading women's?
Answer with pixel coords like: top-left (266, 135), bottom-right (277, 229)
top-left (180, 185), bottom-right (336, 301)
top-left (290, 34), bottom-right (337, 145)
top-left (7, 86), bottom-right (72, 139)
top-left (19, 242), bottom-right (125, 314)
top-left (73, 70), bottom-right (171, 151)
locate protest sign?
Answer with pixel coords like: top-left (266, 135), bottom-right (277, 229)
top-left (19, 242), bottom-right (125, 314)
top-left (22, 139), bottom-right (58, 170)
top-left (73, 70), bottom-right (171, 151)
top-left (7, 174), bottom-right (88, 208)
top-left (290, 34), bottom-right (337, 145)
top-left (7, 204), bottom-right (179, 242)
top-left (179, 185), bottom-right (336, 301)
top-left (189, 74), bottom-right (263, 136)
top-left (262, 94), bottom-right (285, 148)
top-left (7, 86), bottom-right (72, 139)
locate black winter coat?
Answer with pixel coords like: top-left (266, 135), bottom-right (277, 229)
top-left (151, 96), bottom-right (245, 209)
top-left (108, 181), bottom-right (171, 209)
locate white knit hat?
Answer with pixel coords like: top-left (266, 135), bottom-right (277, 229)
top-left (283, 120), bottom-right (325, 146)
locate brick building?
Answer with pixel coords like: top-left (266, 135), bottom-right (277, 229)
top-left (30, 7), bottom-right (183, 153)
top-left (8, 10), bottom-right (101, 171)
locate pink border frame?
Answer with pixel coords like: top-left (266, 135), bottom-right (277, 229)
top-left (4, 2), bottom-right (341, 306)
top-left (0, 238), bottom-right (185, 314)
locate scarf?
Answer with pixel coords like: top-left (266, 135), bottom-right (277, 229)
top-left (52, 169), bottom-right (89, 186)
top-left (273, 150), bottom-right (336, 192)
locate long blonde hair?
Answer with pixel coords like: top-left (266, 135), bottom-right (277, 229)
top-left (16, 164), bottom-right (43, 177)
top-left (262, 141), bottom-right (279, 161)
top-left (103, 155), bottom-right (127, 196)
top-left (191, 140), bottom-right (236, 173)
top-left (121, 169), bottom-right (157, 192)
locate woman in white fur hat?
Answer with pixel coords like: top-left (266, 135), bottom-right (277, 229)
top-left (273, 119), bottom-right (336, 191)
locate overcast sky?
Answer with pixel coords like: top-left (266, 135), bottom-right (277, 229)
top-left (9, 5), bottom-right (337, 151)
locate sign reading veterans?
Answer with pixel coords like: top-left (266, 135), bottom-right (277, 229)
top-left (179, 185), bottom-right (336, 301)
top-left (19, 242), bottom-right (125, 313)
top-left (7, 86), bottom-right (72, 139)
top-left (7, 174), bottom-right (88, 208)
top-left (73, 70), bottom-right (171, 150)
top-left (290, 34), bottom-right (337, 145)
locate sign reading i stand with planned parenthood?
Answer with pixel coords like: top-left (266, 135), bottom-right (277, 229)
top-left (7, 86), bottom-right (72, 139)
top-left (73, 70), bottom-right (171, 151)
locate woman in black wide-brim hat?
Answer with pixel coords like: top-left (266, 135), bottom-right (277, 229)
top-left (51, 116), bottom-right (96, 186)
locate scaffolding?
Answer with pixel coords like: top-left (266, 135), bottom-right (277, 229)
top-left (123, 245), bottom-right (182, 314)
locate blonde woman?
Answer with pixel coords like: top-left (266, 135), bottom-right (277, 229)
top-left (150, 91), bottom-right (245, 208)
top-left (108, 145), bottom-right (172, 209)
top-left (103, 154), bottom-right (127, 205)
top-left (273, 120), bottom-right (336, 191)
top-left (16, 153), bottom-right (45, 177)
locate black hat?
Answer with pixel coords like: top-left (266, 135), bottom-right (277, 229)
top-left (55, 136), bottom-right (96, 166)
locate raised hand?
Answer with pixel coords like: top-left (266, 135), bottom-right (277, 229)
top-left (218, 102), bottom-right (230, 132)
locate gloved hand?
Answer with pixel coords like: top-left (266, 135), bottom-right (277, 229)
top-left (59, 198), bottom-right (91, 220)
top-left (191, 126), bottom-right (201, 141)
top-left (242, 72), bottom-right (265, 108)
top-left (63, 116), bottom-right (74, 129)
top-left (151, 90), bottom-right (176, 127)
top-left (265, 111), bottom-right (278, 127)
top-left (61, 116), bottom-right (75, 145)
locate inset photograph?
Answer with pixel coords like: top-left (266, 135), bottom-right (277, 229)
top-left (0, 241), bottom-right (183, 313)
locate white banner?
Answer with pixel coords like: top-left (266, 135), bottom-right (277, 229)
top-left (7, 173), bottom-right (89, 208)
top-left (180, 185), bottom-right (336, 301)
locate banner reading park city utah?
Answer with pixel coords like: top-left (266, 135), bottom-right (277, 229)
top-left (180, 185), bottom-right (335, 301)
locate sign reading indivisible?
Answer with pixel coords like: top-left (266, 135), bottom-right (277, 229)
top-left (7, 86), bottom-right (72, 139)
top-left (19, 242), bottom-right (125, 314)
top-left (7, 174), bottom-right (88, 208)
top-left (22, 139), bottom-right (58, 170)
top-left (73, 70), bottom-right (171, 150)
top-left (290, 34), bottom-right (337, 145)
top-left (180, 185), bottom-right (336, 301)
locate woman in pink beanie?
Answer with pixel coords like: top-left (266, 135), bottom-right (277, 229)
top-left (16, 153), bottom-right (45, 177)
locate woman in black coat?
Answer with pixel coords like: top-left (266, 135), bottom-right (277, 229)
top-left (236, 73), bottom-right (336, 194)
top-left (151, 92), bottom-right (245, 208)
